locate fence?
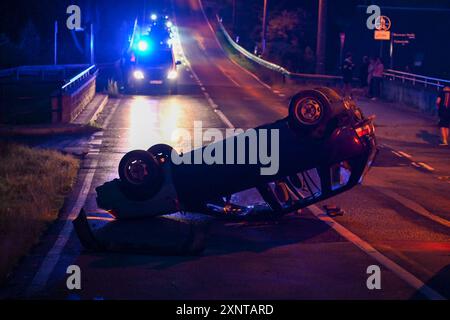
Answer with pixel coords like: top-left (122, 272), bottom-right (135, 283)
top-left (383, 69), bottom-right (450, 90)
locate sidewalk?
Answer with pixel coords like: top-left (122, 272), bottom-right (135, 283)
top-left (356, 97), bottom-right (439, 145)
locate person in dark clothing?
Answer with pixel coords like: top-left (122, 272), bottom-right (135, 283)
top-left (342, 52), bottom-right (355, 98)
top-left (371, 57), bottom-right (384, 100)
top-left (360, 56), bottom-right (369, 96)
top-left (436, 86), bottom-right (450, 146)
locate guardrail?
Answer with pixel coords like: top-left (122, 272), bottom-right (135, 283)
top-left (61, 65), bottom-right (97, 91)
top-left (216, 15), bottom-right (342, 82)
top-left (0, 64), bottom-right (91, 82)
top-left (383, 69), bottom-right (450, 90)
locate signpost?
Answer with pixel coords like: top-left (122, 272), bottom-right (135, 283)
top-left (373, 15), bottom-right (391, 59)
top-left (373, 15), bottom-right (391, 40)
top-left (390, 33), bottom-right (416, 69)
top-left (374, 30), bottom-right (391, 40)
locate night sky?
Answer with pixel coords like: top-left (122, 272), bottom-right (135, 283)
top-left (1, 0), bottom-right (449, 76)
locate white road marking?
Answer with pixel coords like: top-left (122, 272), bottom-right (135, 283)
top-left (26, 160), bottom-right (98, 296)
top-left (376, 187), bottom-right (450, 228)
top-left (391, 150), bottom-right (403, 158)
top-left (306, 204), bottom-right (445, 300)
top-left (218, 68), bottom-right (242, 88)
top-left (196, 0), bottom-right (273, 92)
top-left (411, 162), bottom-right (421, 168)
top-left (418, 162), bottom-right (435, 172)
top-left (213, 109), bottom-right (234, 129)
top-left (90, 139), bottom-right (103, 146)
top-left (398, 151), bottom-right (412, 158)
top-left (25, 98), bottom-right (120, 296)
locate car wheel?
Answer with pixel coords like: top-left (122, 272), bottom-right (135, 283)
top-left (148, 143), bottom-right (175, 163)
top-left (118, 150), bottom-right (163, 200)
top-left (288, 89), bottom-right (331, 138)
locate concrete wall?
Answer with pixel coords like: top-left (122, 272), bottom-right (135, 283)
top-left (56, 76), bottom-right (96, 123)
top-left (382, 79), bottom-right (440, 116)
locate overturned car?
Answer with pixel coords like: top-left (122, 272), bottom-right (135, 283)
top-left (74, 87), bottom-right (377, 252)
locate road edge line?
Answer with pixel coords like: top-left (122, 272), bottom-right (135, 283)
top-left (306, 204), bottom-right (446, 300)
top-left (197, 0), bottom-right (273, 92)
top-left (26, 160), bottom-right (98, 296)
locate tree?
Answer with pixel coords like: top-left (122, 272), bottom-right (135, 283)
top-left (19, 20), bottom-right (41, 64)
top-left (265, 8), bottom-right (314, 72)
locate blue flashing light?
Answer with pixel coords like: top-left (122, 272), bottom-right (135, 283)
top-left (137, 40), bottom-right (149, 51)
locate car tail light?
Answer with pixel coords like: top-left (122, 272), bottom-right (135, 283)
top-left (355, 123), bottom-right (373, 137)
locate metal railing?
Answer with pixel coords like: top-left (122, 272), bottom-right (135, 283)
top-left (0, 64), bottom-right (91, 82)
top-left (216, 15), bottom-right (342, 81)
top-left (61, 65), bottom-right (97, 91)
top-left (383, 69), bottom-right (450, 90)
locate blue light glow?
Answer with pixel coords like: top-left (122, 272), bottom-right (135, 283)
top-left (137, 40), bottom-right (149, 51)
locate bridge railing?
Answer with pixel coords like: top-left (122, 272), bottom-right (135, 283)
top-left (0, 64), bottom-right (98, 124)
top-left (53, 65), bottom-right (98, 123)
top-left (61, 65), bottom-right (97, 92)
top-left (383, 69), bottom-right (450, 90)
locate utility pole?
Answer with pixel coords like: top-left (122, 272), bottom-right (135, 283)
top-left (261, 0), bottom-right (268, 55)
top-left (90, 23), bottom-right (95, 65)
top-left (54, 20), bottom-right (58, 65)
top-left (315, 0), bottom-right (327, 74)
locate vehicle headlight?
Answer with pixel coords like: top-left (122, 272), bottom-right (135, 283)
top-left (133, 70), bottom-right (145, 80)
top-left (167, 70), bottom-right (177, 80)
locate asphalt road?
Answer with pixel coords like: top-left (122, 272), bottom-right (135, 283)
top-left (3, 0), bottom-right (449, 300)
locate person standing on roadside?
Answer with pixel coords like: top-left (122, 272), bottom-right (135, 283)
top-left (360, 56), bottom-right (369, 96)
top-left (342, 52), bottom-right (355, 98)
top-left (371, 57), bottom-right (384, 100)
top-left (367, 57), bottom-right (376, 98)
top-left (436, 86), bottom-right (450, 146)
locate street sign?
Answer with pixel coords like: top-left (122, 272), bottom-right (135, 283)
top-left (374, 15), bottom-right (391, 41)
top-left (375, 16), bottom-right (391, 31)
top-left (392, 33), bottom-right (416, 45)
top-left (374, 30), bottom-right (391, 40)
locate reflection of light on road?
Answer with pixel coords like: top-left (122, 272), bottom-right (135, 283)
top-left (159, 98), bottom-right (182, 143)
top-left (128, 96), bottom-right (159, 150)
top-left (128, 96), bottom-right (185, 151)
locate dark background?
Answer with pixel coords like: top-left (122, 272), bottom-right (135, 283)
top-left (0, 0), bottom-right (449, 78)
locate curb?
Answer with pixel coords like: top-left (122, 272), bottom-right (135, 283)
top-left (72, 94), bottom-right (109, 125)
top-left (0, 124), bottom-right (100, 137)
top-left (88, 94), bottom-right (109, 124)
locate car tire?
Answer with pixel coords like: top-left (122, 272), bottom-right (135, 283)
top-left (288, 89), bottom-right (332, 138)
top-left (118, 150), bottom-right (164, 200)
top-left (148, 143), bottom-right (175, 163)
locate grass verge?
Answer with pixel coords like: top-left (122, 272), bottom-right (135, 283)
top-left (213, 21), bottom-right (343, 96)
top-left (0, 142), bottom-right (79, 284)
